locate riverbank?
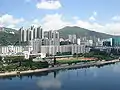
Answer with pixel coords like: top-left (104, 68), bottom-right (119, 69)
top-left (0, 59), bottom-right (119, 77)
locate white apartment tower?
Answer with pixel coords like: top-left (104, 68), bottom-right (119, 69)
top-left (68, 34), bottom-right (77, 44)
top-left (19, 26), bottom-right (43, 42)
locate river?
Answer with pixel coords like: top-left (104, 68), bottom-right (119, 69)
top-left (0, 63), bottom-right (120, 90)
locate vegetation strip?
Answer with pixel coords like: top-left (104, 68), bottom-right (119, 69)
top-left (0, 59), bottom-right (119, 77)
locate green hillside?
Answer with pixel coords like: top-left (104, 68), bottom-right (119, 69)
top-left (58, 26), bottom-right (113, 39)
top-left (0, 27), bottom-right (20, 46)
top-left (3, 27), bottom-right (18, 33)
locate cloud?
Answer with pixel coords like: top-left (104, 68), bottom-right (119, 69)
top-left (0, 24), bottom-right (4, 28)
top-left (0, 14), bottom-right (24, 29)
top-left (36, 0), bottom-right (62, 9)
top-left (89, 11), bottom-right (97, 21)
top-left (89, 16), bottom-right (96, 21)
top-left (41, 13), bottom-right (72, 30)
top-left (38, 13), bottom-right (120, 35)
top-left (93, 11), bottom-right (97, 16)
top-left (7, 24), bottom-right (16, 28)
top-left (75, 19), bottom-right (120, 35)
top-left (37, 79), bottom-right (61, 89)
top-left (2, 13), bottom-right (120, 35)
top-left (104, 22), bottom-right (120, 35)
top-left (31, 19), bottom-right (40, 27)
top-left (0, 14), bottom-right (24, 24)
top-left (112, 15), bottom-right (120, 21)
top-left (73, 16), bottom-right (79, 20)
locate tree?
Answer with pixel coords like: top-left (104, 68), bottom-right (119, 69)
top-left (73, 53), bottom-right (77, 58)
top-left (53, 56), bottom-right (56, 65)
top-left (56, 52), bottom-right (61, 56)
top-left (0, 56), bottom-right (2, 61)
top-left (78, 53), bottom-right (83, 57)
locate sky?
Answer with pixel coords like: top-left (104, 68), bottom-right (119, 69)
top-left (0, 0), bottom-right (120, 35)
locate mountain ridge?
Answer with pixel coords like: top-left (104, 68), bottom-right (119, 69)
top-left (58, 26), bottom-right (115, 39)
top-left (0, 26), bottom-right (119, 46)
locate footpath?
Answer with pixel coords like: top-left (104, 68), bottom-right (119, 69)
top-left (0, 59), bottom-right (119, 77)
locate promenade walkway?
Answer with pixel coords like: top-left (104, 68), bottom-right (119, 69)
top-left (0, 59), bottom-right (119, 77)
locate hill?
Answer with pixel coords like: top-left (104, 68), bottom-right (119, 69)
top-left (0, 27), bottom-right (20, 46)
top-left (58, 26), bottom-right (113, 39)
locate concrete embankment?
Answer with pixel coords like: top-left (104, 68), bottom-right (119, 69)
top-left (0, 59), bottom-right (119, 77)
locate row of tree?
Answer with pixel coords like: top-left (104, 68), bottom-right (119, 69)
top-left (0, 56), bottom-right (49, 72)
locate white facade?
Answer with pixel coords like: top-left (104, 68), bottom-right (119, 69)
top-left (42, 38), bottom-right (49, 45)
top-left (0, 45), bottom-right (33, 55)
top-left (88, 40), bottom-right (93, 46)
top-left (0, 45), bottom-right (23, 55)
top-left (24, 30), bottom-right (27, 42)
top-left (31, 30), bottom-right (34, 40)
top-left (59, 45), bottom-right (71, 53)
top-left (0, 45), bottom-right (90, 55)
top-left (41, 45), bottom-right (90, 55)
top-left (30, 39), bottom-right (42, 54)
top-left (46, 30), bottom-right (60, 45)
top-left (20, 26), bottom-right (43, 42)
top-left (23, 45), bottom-right (33, 53)
top-left (71, 45), bottom-right (89, 54)
top-left (41, 46), bottom-right (49, 54)
top-left (23, 51), bottom-right (30, 59)
top-left (77, 38), bottom-right (81, 45)
top-left (68, 34), bottom-right (77, 44)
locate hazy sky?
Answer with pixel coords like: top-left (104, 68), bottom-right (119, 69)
top-left (0, 0), bottom-right (120, 35)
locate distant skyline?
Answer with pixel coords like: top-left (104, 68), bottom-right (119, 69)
top-left (0, 0), bottom-right (120, 35)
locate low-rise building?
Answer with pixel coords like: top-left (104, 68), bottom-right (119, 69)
top-left (0, 45), bottom-right (23, 55)
top-left (0, 45), bottom-right (33, 55)
top-left (41, 45), bottom-right (90, 55)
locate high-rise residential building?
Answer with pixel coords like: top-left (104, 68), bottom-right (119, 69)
top-left (88, 40), bottom-right (93, 46)
top-left (19, 27), bottom-right (24, 42)
top-left (48, 30), bottom-right (52, 39)
top-left (68, 34), bottom-right (77, 44)
top-left (30, 39), bottom-right (42, 54)
top-left (26, 29), bottom-right (29, 41)
top-left (52, 30), bottom-right (60, 45)
top-left (112, 37), bottom-right (120, 46)
top-left (33, 28), bottom-right (36, 39)
top-left (37, 26), bottom-right (43, 39)
top-left (102, 37), bottom-right (120, 47)
top-left (42, 38), bottom-right (49, 45)
top-left (68, 35), bottom-right (72, 42)
top-left (45, 30), bottom-right (60, 45)
top-left (19, 26), bottom-right (43, 42)
top-left (102, 38), bottom-right (113, 47)
top-left (31, 29), bottom-right (34, 40)
top-left (77, 38), bottom-right (81, 45)
top-left (29, 29), bottom-right (32, 40)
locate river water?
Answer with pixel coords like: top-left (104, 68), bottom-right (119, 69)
top-left (0, 63), bottom-right (120, 90)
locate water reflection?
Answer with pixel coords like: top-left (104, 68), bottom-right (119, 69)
top-left (0, 62), bottom-right (117, 80)
top-left (0, 71), bottom-right (49, 80)
top-left (0, 62), bottom-right (120, 90)
top-left (113, 63), bottom-right (120, 73)
top-left (37, 79), bottom-right (61, 90)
